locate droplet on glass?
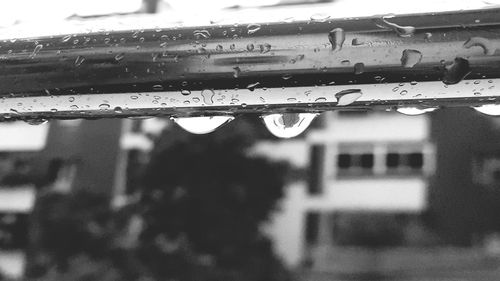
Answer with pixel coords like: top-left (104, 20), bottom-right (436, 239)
top-left (380, 15), bottom-right (416, 37)
top-left (74, 55), bottom-right (85, 67)
top-left (259, 43), bottom-right (271, 54)
top-left (114, 106), bottom-right (123, 113)
top-left (247, 24), bottom-right (261, 35)
top-left (246, 43), bottom-right (255, 51)
top-left (233, 66), bottom-right (241, 78)
top-left (328, 28), bottom-right (345, 51)
top-left (193, 30), bottom-right (211, 39)
top-left (310, 13), bottom-right (330, 22)
top-left (397, 107), bottom-right (437, 115)
top-left (201, 89), bottom-right (215, 105)
top-left (474, 104), bottom-right (500, 116)
top-left (247, 82), bottom-right (260, 91)
top-left (30, 44), bottom-right (43, 58)
top-left (173, 116), bottom-right (234, 134)
top-left (61, 35), bottom-right (72, 43)
top-left (262, 113), bottom-right (318, 139)
top-left (181, 89), bottom-right (191, 96)
top-left (401, 49), bottom-right (422, 68)
top-left (99, 103), bottom-right (110, 110)
top-left (463, 37), bottom-right (496, 55)
top-left (443, 57), bottom-right (471, 85)
top-left (153, 84), bottom-right (164, 91)
top-left (335, 89), bottom-right (363, 106)
top-left (216, 44), bottom-right (223, 51)
top-left (115, 53), bottom-right (125, 61)
top-left (352, 38), bottom-right (364, 46)
top-left (354, 63), bottom-right (365, 74)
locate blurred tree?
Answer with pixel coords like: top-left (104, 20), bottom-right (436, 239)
top-left (27, 116), bottom-right (291, 281)
top-left (137, 116), bottom-right (291, 281)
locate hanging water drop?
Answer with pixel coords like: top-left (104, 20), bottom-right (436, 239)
top-left (397, 107), bottom-right (437, 115)
top-left (173, 116), bottom-right (234, 134)
top-left (335, 89), bottom-right (363, 106)
top-left (474, 104), bottom-right (500, 116)
top-left (25, 119), bottom-right (48, 126)
top-left (262, 113), bottom-right (318, 139)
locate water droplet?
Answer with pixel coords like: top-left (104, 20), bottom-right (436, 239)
top-left (247, 24), bottom-right (261, 35)
top-left (474, 104), bottom-right (500, 116)
top-left (201, 89), bottom-right (215, 105)
top-left (74, 55), bottom-right (85, 67)
top-left (400, 90), bottom-right (408, 95)
top-left (401, 49), bottom-right (422, 68)
top-left (315, 97), bottom-right (327, 102)
top-left (230, 44), bottom-right (236, 50)
top-left (61, 35), bottom-right (72, 43)
top-left (216, 44), bottom-right (223, 51)
top-left (130, 95), bottom-right (138, 100)
top-left (233, 66), bottom-right (241, 78)
top-left (173, 116), bottom-right (234, 134)
top-left (247, 82), bottom-right (260, 91)
top-left (153, 84), bottom-right (164, 91)
top-left (115, 53), bottom-right (125, 61)
top-left (328, 28), bottom-right (345, 51)
top-left (443, 57), bottom-right (471, 85)
top-left (70, 105), bottom-right (79, 110)
top-left (114, 106), bottom-right (123, 113)
top-left (181, 89), bottom-right (191, 96)
top-left (354, 63), bottom-right (365, 74)
top-left (262, 113), bottom-right (318, 139)
top-left (424, 32), bottom-right (432, 41)
top-left (259, 43), bottom-right (271, 54)
top-left (99, 103), bottom-right (110, 110)
top-left (335, 89), bottom-right (362, 106)
top-left (68, 97), bottom-right (75, 102)
top-left (352, 38), bottom-right (364, 46)
top-left (282, 74), bottom-right (293, 80)
top-left (380, 15), bottom-right (415, 37)
top-left (463, 37), bottom-right (495, 55)
top-left (310, 14), bottom-right (330, 22)
top-left (246, 43), bottom-right (255, 51)
top-left (30, 44), bottom-right (43, 58)
top-left (397, 107), bottom-right (437, 115)
top-left (341, 60), bottom-right (350, 66)
top-left (25, 119), bottom-right (48, 125)
top-left (193, 30), bottom-right (211, 39)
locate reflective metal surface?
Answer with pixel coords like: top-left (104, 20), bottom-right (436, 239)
top-left (0, 8), bottom-right (499, 120)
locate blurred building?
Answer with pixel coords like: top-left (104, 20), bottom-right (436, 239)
top-left (257, 108), bottom-right (500, 276)
top-left (256, 111), bottom-right (434, 268)
top-left (0, 118), bottom-right (166, 278)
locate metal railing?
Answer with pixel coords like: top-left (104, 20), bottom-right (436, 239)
top-left (0, 8), bottom-right (499, 122)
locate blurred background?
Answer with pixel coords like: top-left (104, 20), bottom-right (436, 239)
top-left (1, 0), bottom-right (500, 280)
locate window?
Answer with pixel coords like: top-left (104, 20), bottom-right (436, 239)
top-left (336, 143), bottom-right (428, 178)
top-left (308, 145), bottom-right (325, 195)
top-left (304, 212), bottom-right (320, 245)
